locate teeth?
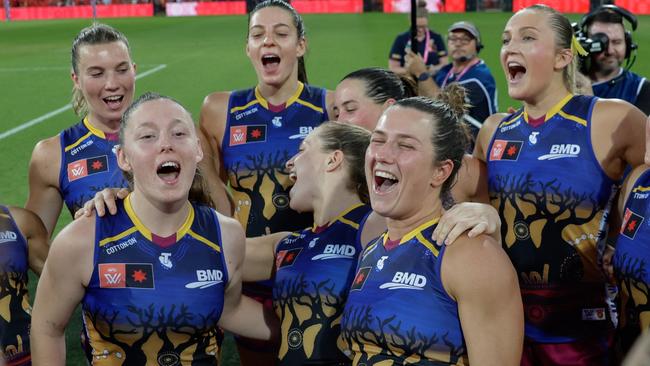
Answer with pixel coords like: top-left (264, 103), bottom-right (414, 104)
top-left (104, 96), bottom-right (121, 101)
top-left (375, 171), bottom-right (397, 181)
top-left (161, 161), bottom-right (179, 168)
top-left (507, 61), bottom-right (521, 67)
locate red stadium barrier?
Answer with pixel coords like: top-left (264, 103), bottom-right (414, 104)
top-left (512, 0), bottom-right (589, 13)
top-left (3, 4), bottom-right (152, 20)
top-left (383, 0), bottom-right (465, 13)
top-left (0, 8), bottom-right (5, 20)
top-left (291, 0), bottom-right (363, 13)
top-left (166, 1), bottom-right (246, 16)
top-left (614, 0), bottom-right (650, 14)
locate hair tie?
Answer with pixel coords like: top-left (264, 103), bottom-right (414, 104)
top-left (571, 35), bottom-right (588, 57)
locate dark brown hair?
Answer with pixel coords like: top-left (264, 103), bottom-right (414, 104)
top-left (393, 84), bottom-right (469, 207)
top-left (249, 0), bottom-right (309, 83)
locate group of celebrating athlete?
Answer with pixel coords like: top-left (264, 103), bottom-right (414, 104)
top-left (3, 0), bottom-right (650, 365)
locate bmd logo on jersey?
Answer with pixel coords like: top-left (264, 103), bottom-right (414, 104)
top-left (489, 140), bottom-right (522, 161)
top-left (99, 263), bottom-right (154, 289)
top-left (289, 126), bottom-right (315, 140)
top-left (379, 272), bottom-right (427, 290)
top-left (229, 125), bottom-right (267, 146)
top-left (538, 144), bottom-right (581, 160)
top-left (621, 208), bottom-right (644, 240)
top-left (276, 248), bottom-right (302, 269)
top-left (67, 155), bottom-right (109, 181)
top-left (311, 244), bottom-right (356, 260)
top-left (0, 231), bottom-right (17, 245)
top-left (185, 269), bottom-right (223, 289)
top-left (350, 267), bottom-right (371, 291)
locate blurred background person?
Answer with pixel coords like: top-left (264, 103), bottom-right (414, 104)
top-left (388, 0), bottom-right (448, 77)
top-left (581, 5), bottom-right (650, 115)
top-left (407, 21), bottom-right (497, 149)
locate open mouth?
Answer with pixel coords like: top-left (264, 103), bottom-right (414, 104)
top-left (261, 54), bottom-right (281, 71)
top-left (157, 161), bottom-right (181, 183)
top-left (374, 170), bottom-right (398, 193)
top-left (103, 95), bottom-right (124, 109)
top-left (507, 62), bottom-right (526, 82)
top-left (289, 171), bottom-right (297, 182)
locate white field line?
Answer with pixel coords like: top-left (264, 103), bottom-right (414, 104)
top-left (0, 64), bottom-right (167, 141)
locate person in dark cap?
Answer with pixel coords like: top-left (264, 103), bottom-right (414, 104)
top-left (407, 21), bottom-right (497, 150)
top-left (388, 0), bottom-right (449, 77)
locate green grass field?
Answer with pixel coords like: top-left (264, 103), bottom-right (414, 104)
top-left (1, 10), bottom-right (649, 365)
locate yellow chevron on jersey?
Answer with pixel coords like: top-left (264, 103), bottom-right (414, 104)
top-left (64, 117), bottom-right (106, 152)
top-left (381, 217), bottom-right (440, 256)
top-left (122, 194), bottom-right (194, 242)
top-left (633, 185), bottom-right (650, 193)
top-left (188, 229), bottom-right (221, 252)
top-left (313, 203), bottom-right (365, 232)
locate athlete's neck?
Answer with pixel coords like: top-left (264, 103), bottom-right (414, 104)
top-left (385, 199), bottom-right (442, 241)
top-left (86, 113), bottom-right (121, 135)
top-left (128, 191), bottom-right (190, 238)
top-left (313, 181), bottom-right (362, 227)
top-left (257, 73), bottom-right (300, 106)
top-left (523, 80), bottom-right (571, 121)
top-left (592, 66), bottom-right (623, 83)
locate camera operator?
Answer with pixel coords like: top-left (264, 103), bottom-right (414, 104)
top-left (581, 5), bottom-right (650, 115)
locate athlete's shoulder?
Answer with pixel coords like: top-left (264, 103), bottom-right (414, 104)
top-left (30, 134), bottom-right (62, 181)
top-left (202, 91), bottom-right (232, 113)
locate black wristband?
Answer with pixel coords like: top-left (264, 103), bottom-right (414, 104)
top-left (417, 71), bottom-right (431, 82)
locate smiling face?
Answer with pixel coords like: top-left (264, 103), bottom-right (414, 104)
top-left (365, 106), bottom-right (439, 220)
top-left (118, 98), bottom-right (203, 207)
top-left (246, 6), bottom-right (306, 87)
top-left (500, 9), bottom-right (569, 101)
top-left (286, 131), bottom-right (329, 212)
top-left (72, 41), bottom-right (135, 126)
top-left (334, 78), bottom-right (386, 131)
top-left (589, 21), bottom-right (626, 76)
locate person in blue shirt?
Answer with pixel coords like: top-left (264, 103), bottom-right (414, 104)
top-left (475, 5), bottom-right (647, 365)
top-left (583, 6), bottom-right (650, 115)
top-left (27, 24), bottom-right (133, 237)
top-left (407, 21), bottom-right (497, 149)
top-left (31, 93), bottom-right (277, 365)
top-left (342, 85), bottom-right (523, 365)
top-left (388, 0), bottom-right (448, 77)
top-left (0, 205), bottom-right (48, 366)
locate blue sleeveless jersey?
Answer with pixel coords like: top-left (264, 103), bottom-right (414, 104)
top-left (0, 206), bottom-right (31, 366)
top-left (613, 168), bottom-right (650, 350)
top-left (592, 69), bottom-right (645, 106)
top-left (82, 195), bottom-right (228, 365)
top-left (59, 118), bottom-right (129, 216)
top-left (222, 82), bottom-right (329, 237)
top-left (273, 204), bottom-right (371, 365)
top-left (341, 219), bottom-right (468, 365)
top-left (487, 94), bottom-right (615, 342)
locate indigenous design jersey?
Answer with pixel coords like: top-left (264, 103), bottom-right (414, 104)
top-left (0, 206), bottom-right (31, 366)
top-left (592, 69), bottom-right (645, 106)
top-left (82, 195), bottom-right (228, 365)
top-left (487, 94), bottom-right (615, 342)
top-left (222, 82), bottom-right (329, 237)
top-left (613, 168), bottom-right (650, 351)
top-left (59, 118), bottom-right (129, 216)
top-left (273, 204), bottom-right (371, 365)
top-left (341, 219), bottom-right (468, 366)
